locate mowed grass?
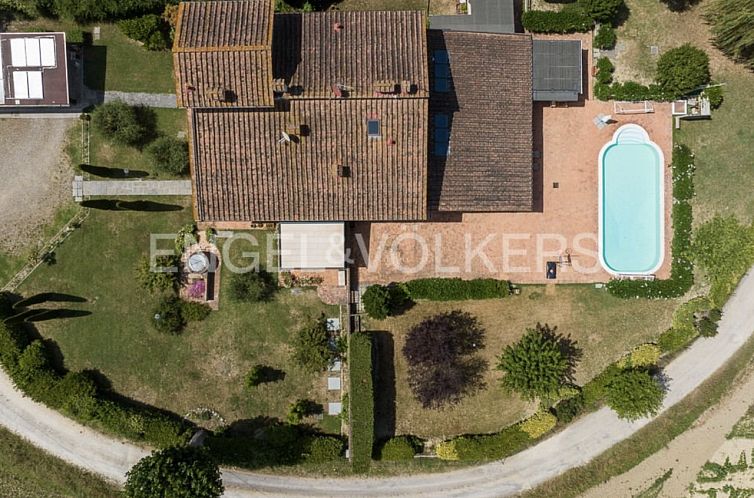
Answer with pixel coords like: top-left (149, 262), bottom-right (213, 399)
top-left (0, 426), bottom-right (118, 498)
top-left (9, 21), bottom-right (174, 94)
top-left (19, 203), bottom-right (338, 429)
top-left (614, 0), bottom-right (754, 225)
top-left (371, 286), bottom-right (679, 437)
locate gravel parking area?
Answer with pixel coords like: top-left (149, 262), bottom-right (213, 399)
top-left (0, 118), bottom-right (73, 253)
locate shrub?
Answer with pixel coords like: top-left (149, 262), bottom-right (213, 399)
top-left (52, 0), bottom-right (166, 22)
top-left (703, 86), bottom-right (724, 109)
top-left (180, 301), bottom-right (211, 322)
top-left (520, 411), bottom-right (557, 439)
top-left (228, 270), bottom-right (276, 302)
top-left (656, 44), bottom-right (711, 97)
top-left (658, 326), bottom-right (697, 353)
top-left (497, 323), bottom-right (579, 401)
top-left (56, 371), bottom-right (99, 419)
top-left (91, 101), bottom-right (148, 146)
top-left (553, 393), bottom-right (586, 423)
top-left (151, 295), bottom-right (185, 334)
top-left (303, 436), bottom-right (344, 463)
top-left (605, 368), bottom-right (665, 420)
top-left (582, 364), bottom-right (621, 408)
top-left (292, 314), bottom-right (333, 372)
top-left (594, 24), bottom-right (617, 49)
top-left (146, 137), bottom-right (189, 176)
top-left (362, 285), bottom-right (390, 319)
top-left (404, 277), bottom-right (509, 301)
top-left (136, 256), bottom-right (178, 293)
top-left (436, 425), bottom-right (530, 461)
top-left (595, 56), bottom-right (615, 84)
top-left (378, 436), bottom-right (421, 461)
top-left (349, 332), bottom-right (374, 473)
top-left (623, 344), bottom-right (661, 368)
top-left (579, 0), bottom-right (624, 22)
top-left (245, 365), bottom-right (265, 388)
top-left (65, 28), bottom-right (85, 44)
top-left (692, 216), bottom-right (754, 306)
top-left (403, 311), bottom-right (487, 408)
top-left (118, 14), bottom-right (169, 51)
top-left (124, 446), bottom-right (224, 498)
top-left (696, 316), bottom-right (719, 337)
top-left (607, 145), bottom-right (695, 299)
top-left (522, 7), bottom-right (594, 33)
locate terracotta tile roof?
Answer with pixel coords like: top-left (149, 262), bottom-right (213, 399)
top-left (174, 0), bottom-right (273, 49)
top-left (173, 0), bottom-right (275, 108)
top-left (272, 11), bottom-right (429, 99)
top-left (428, 31), bottom-right (534, 212)
top-left (174, 50), bottom-right (274, 108)
top-left (191, 98), bottom-right (428, 222)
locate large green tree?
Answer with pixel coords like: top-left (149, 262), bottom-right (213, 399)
top-left (706, 0), bottom-right (754, 69)
top-left (604, 369), bottom-right (665, 421)
top-left (292, 314), bottom-right (333, 372)
top-left (655, 44), bottom-right (711, 97)
top-left (124, 446), bottom-right (223, 498)
top-left (497, 323), bottom-right (579, 401)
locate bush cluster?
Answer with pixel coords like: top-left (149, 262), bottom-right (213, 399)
top-left (553, 392), bottom-right (586, 423)
top-left (656, 44), bottom-right (711, 96)
top-left (361, 284), bottom-right (410, 320)
top-left (377, 436), bottom-right (422, 461)
top-left (228, 270), bottom-right (277, 302)
top-left (594, 80), bottom-right (676, 102)
top-left (521, 7), bottom-right (594, 33)
top-left (292, 314), bottom-right (336, 372)
top-left (49, 0), bottom-right (166, 22)
top-left (92, 101), bottom-right (150, 147)
top-left (118, 14), bottom-right (169, 51)
top-left (703, 85), bottom-right (724, 109)
top-left (617, 343), bottom-right (661, 369)
top-left (607, 144), bottom-right (695, 299)
top-left (404, 277), bottom-right (510, 301)
top-left (136, 256), bottom-right (178, 293)
top-left (595, 56), bottom-right (615, 84)
top-left (579, 0), bottom-right (624, 22)
top-left (151, 295), bottom-right (210, 334)
top-left (349, 332), bottom-right (374, 473)
top-left (0, 323), bottom-right (191, 448)
top-left (594, 24), bottom-right (617, 49)
top-left (604, 368), bottom-right (665, 421)
top-left (124, 446), bottom-right (223, 498)
top-left (519, 411), bottom-right (558, 439)
top-left (146, 137), bottom-right (189, 176)
top-left (435, 425), bottom-right (531, 461)
top-left (657, 296), bottom-right (710, 353)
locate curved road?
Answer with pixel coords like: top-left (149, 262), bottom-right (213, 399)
top-left (1, 270), bottom-right (754, 497)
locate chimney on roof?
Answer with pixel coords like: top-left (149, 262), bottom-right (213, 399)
top-left (185, 83), bottom-right (195, 93)
top-left (336, 165), bottom-right (351, 178)
top-left (333, 22), bottom-right (343, 32)
top-left (401, 80), bottom-right (414, 95)
top-left (272, 78), bottom-right (289, 96)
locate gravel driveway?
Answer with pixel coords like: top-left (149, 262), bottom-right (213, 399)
top-left (0, 118), bottom-right (73, 253)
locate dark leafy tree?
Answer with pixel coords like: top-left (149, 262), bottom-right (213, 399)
top-left (578, 0), bottom-right (624, 22)
top-left (497, 323), bottom-right (581, 401)
top-left (402, 311), bottom-right (487, 408)
top-left (362, 284), bottom-right (411, 320)
top-left (655, 44), bottom-right (711, 97)
top-left (604, 368), bottom-right (665, 420)
top-left (594, 24), bottom-right (617, 49)
top-left (292, 314), bottom-right (333, 372)
top-left (124, 446), bottom-right (223, 498)
top-left (146, 137), bottom-right (189, 175)
top-left (706, 0), bottom-right (754, 69)
top-left (118, 14), bottom-right (170, 50)
top-left (92, 101), bottom-right (149, 146)
top-left (151, 295), bottom-right (185, 334)
top-left (228, 270), bottom-right (276, 302)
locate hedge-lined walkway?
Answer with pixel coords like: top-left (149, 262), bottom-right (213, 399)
top-left (1, 270), bottom-right (753, 495)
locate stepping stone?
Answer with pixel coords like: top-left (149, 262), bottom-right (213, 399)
top-left (328, 377), bottom-right (341, 390)
top-left (328, 402), bottom-right (342, 415)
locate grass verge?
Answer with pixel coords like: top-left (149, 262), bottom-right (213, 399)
top-left (0, 425), bottom-right (119, 498)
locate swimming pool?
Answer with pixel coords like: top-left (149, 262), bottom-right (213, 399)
top-left (598, 124), bottom-right (664, 275)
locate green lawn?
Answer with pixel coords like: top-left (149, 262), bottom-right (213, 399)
top-left (371, 285), bottom-right (679, 437)
top-left (0, 426), bottom-right (118, 498)
top-left (19, 202), bottom-right (338, 431)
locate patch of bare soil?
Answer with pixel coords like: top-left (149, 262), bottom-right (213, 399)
top-left (0, 119), bottom-right (73, 254)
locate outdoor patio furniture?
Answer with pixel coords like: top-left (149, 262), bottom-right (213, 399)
top-left (546, 261), bottom-right (557, 279)
top-left (593, 114), bottom-right (608, 129)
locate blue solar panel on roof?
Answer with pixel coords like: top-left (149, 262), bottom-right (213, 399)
top-left (434, 78), bottom-right (450, 92)
top-left (433, 50), bottom-right (449, 63)
top-left (434, 63), bottom-right (450, 79)
top-left (434, 114), bottom-right (449, 128)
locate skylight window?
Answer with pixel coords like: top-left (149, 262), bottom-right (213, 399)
top-left (367, 119), bottom-right (380, 138)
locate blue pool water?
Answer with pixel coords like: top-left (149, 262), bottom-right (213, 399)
top-left (600, 125), bottom-right (664, 275)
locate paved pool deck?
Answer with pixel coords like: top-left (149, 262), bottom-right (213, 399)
top-left (353, 34), bottom-right (673, 285)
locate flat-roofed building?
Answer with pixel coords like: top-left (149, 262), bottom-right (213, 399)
top-left (0, 32), bottom-right (69, 107)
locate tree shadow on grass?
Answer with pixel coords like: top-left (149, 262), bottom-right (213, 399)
top-left (80, 164), bottom-right (149, 178)
top-left (81, 199), bottom-right (184, 212)
top-left (13, 293), bottom-right (87, 308)
top-left (25, 309), bottom-right (92, 322)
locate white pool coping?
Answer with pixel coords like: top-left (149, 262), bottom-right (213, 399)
top-left (598, 123), bottom-right (665, 276)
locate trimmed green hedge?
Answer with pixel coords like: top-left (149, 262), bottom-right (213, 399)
top-left (349, 332), bottom-right (374, 473)
top-left (436, 425), bottom-right (531, 461)
top-left (522, 8), bottom-right (594, 33)
top-left (404, 278), bottom-right (510, 301)
top-left (0, 323), bottom-right (191, 448)
top-left (377, 436), bottom-right (421, 461)
top-left (606, 144), bottom-right (695, 299)
top-left (594, 81), bottom-right (676, 102)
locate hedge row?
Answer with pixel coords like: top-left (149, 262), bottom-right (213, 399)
top-left (436, 424), bottom-right (531, 461)
top-left (606, 144), bottom-right (695, 299)
top-left (376, 436), bottom-right (422, 461)
top-left (404, 278), bottom-right (510, 301)
top-left (0, 322), bottom-right (191, 448)
top-left (522, 8), bottom-right (594, 33)
top-left (594, 81), bottom-right (677, 102)
top-left (349, 332), bottom-right (374, 473)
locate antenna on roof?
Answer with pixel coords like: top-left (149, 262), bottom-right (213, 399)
top-left (278, 131), bottom-right (292, 144)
